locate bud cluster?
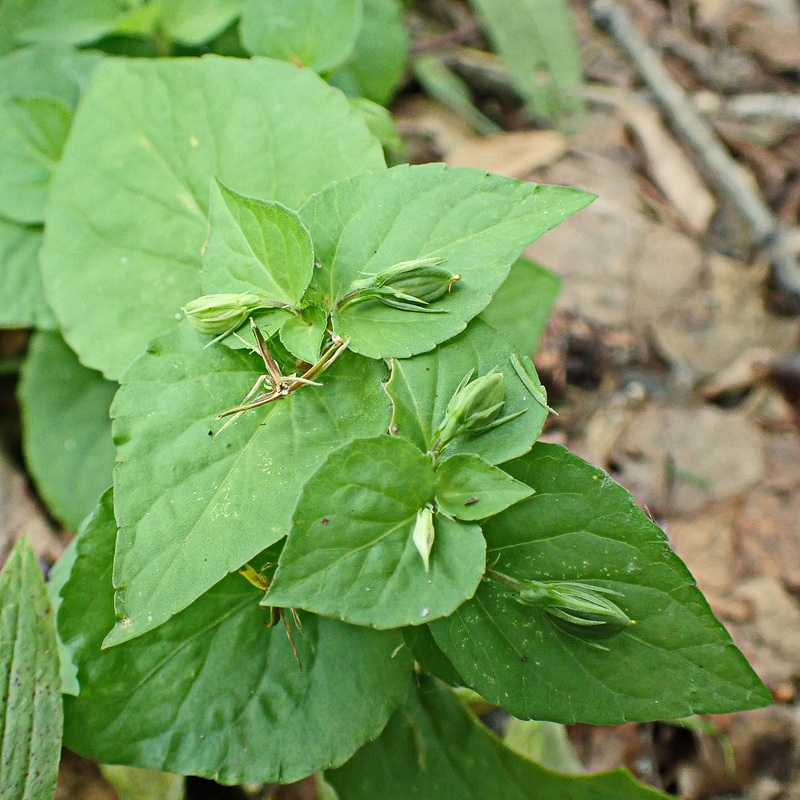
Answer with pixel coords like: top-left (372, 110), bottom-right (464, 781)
top-left (339, 256), bottom-right (461, 312)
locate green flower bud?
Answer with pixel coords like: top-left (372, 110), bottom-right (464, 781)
top-left (183, 292), bottom-right (266, 336)
top-left (432, 369), bottom-right (509, 448)
top-left (412, 506), bottom-right (436, 572)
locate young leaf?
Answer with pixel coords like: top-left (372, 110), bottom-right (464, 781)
top-left (279, 306), bottom-right (329, 364)
top-left (435, 453), bottom-right (533, 520)
top-left (328, 0), bottom-right (409, 106)
top-left (386, 319), bottom-right (549, 464)
top-left (265, 435), bottom-right (486, 628)
top-left (17, 0), bottom-right (129, 46)
top-left (480, 256), bottom-right (561, 356)
top-left (0, 537), bottom-right (63, 800)
top-left (41, 57), bottom-right (385, 379)
top-left (159, 0), bottom-right (244, 45)
top-left (326, 676), bottom-right (669, 800)
top-left (108, 322), bottom-right (391, 645)
top-left (430, 443), bottom-right (772, 724)
top-left (60, 491), bottom-right (412, 785)
top-left (19, 331), bottom-right (116, 530)
top-left (202, 181), bottom-right (315, 306)
top-left (300, 162), bottom-right (592, 359)
top-left (0, 219), bottom-right (57, 329)
top-left (467, 0), bottom-right (585, 132)
top-left (240, 0), bottom-right (363, 73)
top-left (45, 537), bottom-right (80, 695)
top-left (0, 95), bottom-right (72, 224)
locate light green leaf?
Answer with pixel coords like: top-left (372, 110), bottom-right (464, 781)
top-left (60, 491), bottom-right (412, 784)
top-left (203, 182), bottom-right (315, 306)
top-left (430, 443), bottom-right (772, 723)
top-left (266, 434), bottom-right (485, 628)
top-left (0, 45), bottom-right (101, 107)
top-left (279, 306), bottom-right (328, 363)
top-left (467, 0), bottom-right (585, 132)
top-left (348, 97), bottom-right (403, 154)
top-left (100, 766), bottom-right (184, 800)
top-left (19, 0), bottom-right (130, 45)
top-left (45, 537), bottom-right (80, 695)
top-left (41, 56), bottom-right (385, 379)
top-left (19, 331), bottom-right (116, 530)
top-left (386, 319), bottom-right (549, 464)
top-left (159, 0), bottom-right (244, 45)
top-left (108, 321), bottom-right (391, 645)
top-left (481, 256), bottom-right (560, 356)
top-left (0, 219), bottom-right (56, 329)
top-left (435, 453), bottom-right (533, 520)
top-left (328, 0), bottom-right (408, 105)
top-left (503, 719), bottom-right (583, 774)
top-left (0, 537), bottom-right (63, 800)
top-left (240, 0), bottom-right (363, 73)
top-left (0, 95), bottom-right (72, 224)
top-left (300, 163), bottom-right (592, 359)
top-left (327, 676), bottom-right (669, 800)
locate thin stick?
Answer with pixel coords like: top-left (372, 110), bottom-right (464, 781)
top-left (590, 0), bottom-right (800, 304)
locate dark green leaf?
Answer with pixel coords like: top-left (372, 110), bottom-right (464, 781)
top-left (41, 56), bottom-right (384, 379)
top-left (0, 537), bottom-right (62, 800)
top-left (386, 319), bottom-right (549, 464)
top-left (435, 453), bottom-right (533, 520)
top-left (202, 181), bottom-right (314, 306)
top-left (430, 443), bottom-right (772, 723)
top-left (300, 163), bottom-right (592, 359)
top-left (266, 435), bottom-right (485, 628)
top-left (327, 676), bottom-right (669, 800)
top-left (480, 256), bottom-right (560, 356)
top-left (19, 331), bottom-right (116, 530)
top-left (328, 0), bottom-right (408, 105)
top-left (60, 491), bottom-right (412, 784)
top-left (240, 0), bottom-right (363, 73)
top-left (45, 537), bottom-right (80, 695)
top-left (402, 625), bottom-right (464, 686)
top-left (107, 322), bottom-right (391, 645)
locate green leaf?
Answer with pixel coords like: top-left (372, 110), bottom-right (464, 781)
top-left (60, 491), bottom-right (412, 784)
top-left (19, 332), bottom-right (116, 530)
top-left (402, 625), bottom-right (464, 686)
top-left (41, 56), bottom-right (385, 379)
top-left (430, 443), bottom-right (772, 723)
top-left (435, 453), bottom-right (533, 520)
top-left (503, 719), bottom-right (583, 774)
top-left (348, 97), bottom-right (404, 154)
top-left (0, 219), bottom-right (56, 329)
top-left (279, 306), bottom-right (328, 363)
top-left (0, 537), bottom-right (63, 800)
top-left (18, 0), bottom-right (130, 45)
top-left (328, 0), bottom-right (408, 105)
top-left (240, 0), bottom-right (363, 73)
top-left (202, 181), bottom-right (315, 306)
top-left (467, 0), bottom-right (585, 132)
top-left (327, 676), bottom-right (669, 800)
top-left (266, 435), bottom-right (485, 628)
top-left (45, 537), bottom-right (80, 695)
top-left (0, 95), bottom-right (71, 224)
top-left (159, 0), bottom-right (244, 45)
top-left (300, 163), bottom-right (592, 359)
top-left (481, 256), bottom-right (560, 356)
top-left (100, 766), bottom-right (184, 800)
top-left (0, 45), bottom-right (101, 107)
top-left (386, 319), bottom-right (549, 464)
top-left (107, 321), bottom-right (391, 645)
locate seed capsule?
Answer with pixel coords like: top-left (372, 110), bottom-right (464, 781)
top-left (412, 506), bottom-right (436, 572)
top-left (183, 292), bottom-right (266, 336)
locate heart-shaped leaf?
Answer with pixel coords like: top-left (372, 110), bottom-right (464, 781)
top-left (386, 319), bottom-right (549, 464)
top-left (435, 453), bottom-right (533, 520)
top-left (266, 434), bottom-right (486, 628)
top-left (299, 163), bottom-right (592, 359)
top-left (430, 443), bottom-right (772, 723)
top-left (107, 321), bottom-right (391, 646)
top-left (60, 491), bottom-right (412, 785)
top-left (41, 56), bottom-right (384, 379)
top-left (202, 181), bottom-right (314, 306)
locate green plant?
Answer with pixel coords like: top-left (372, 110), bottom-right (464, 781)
top-left (0, 5), bottom-right (771, 800)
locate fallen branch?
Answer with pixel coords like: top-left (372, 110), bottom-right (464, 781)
top-left (591, 0), bottom-right (800, 306)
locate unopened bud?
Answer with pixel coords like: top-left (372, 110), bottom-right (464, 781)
top-left (412, 506), bottom-right (436, 572)
top-left (183, 292), bottom-right (266, 336)
top-left (432, 369), bottom-right (513, 448)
